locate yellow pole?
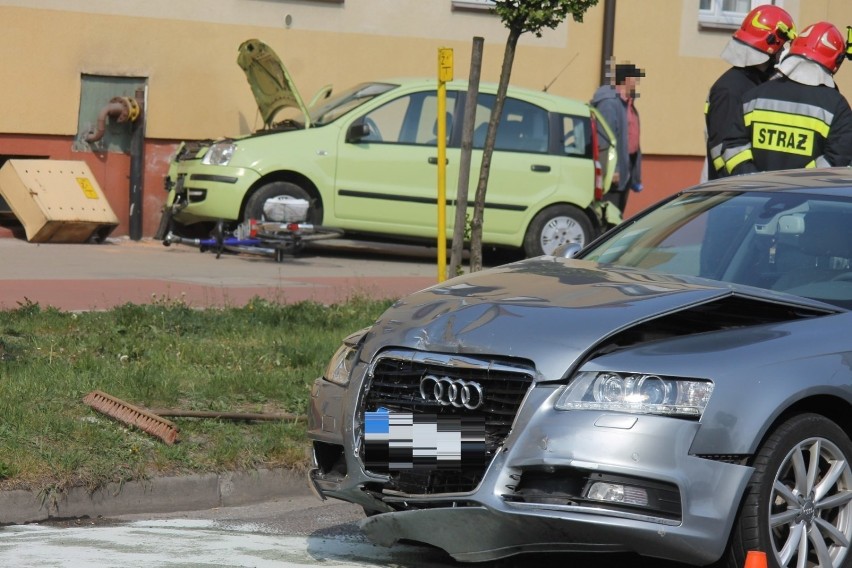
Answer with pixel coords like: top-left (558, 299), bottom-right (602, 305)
top-left (437, 48), bottom-right (453, 282)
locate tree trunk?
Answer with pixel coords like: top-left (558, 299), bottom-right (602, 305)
top-left (448, 37), bottom-right (484, 279)
top-left (469, 29), bottom-right (520, 272)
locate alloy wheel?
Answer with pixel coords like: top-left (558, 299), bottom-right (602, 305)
top-left (769, 436), bottom-right (852, 567)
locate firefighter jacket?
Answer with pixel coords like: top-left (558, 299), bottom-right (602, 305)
top-left (704, 66), bottom-right (769, 180)
top-left (727, 76), bottom-right (852, 174)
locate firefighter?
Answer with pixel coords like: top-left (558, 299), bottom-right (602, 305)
top-left (728, 22), bottom-right (852, 174)
top-left (704, 5), bottom-right (795, 180)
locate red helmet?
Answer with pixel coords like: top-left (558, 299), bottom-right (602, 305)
top-left (733, 5), bottom-right (796, 55)
top-left (787, 22), bottom-right (846, 74)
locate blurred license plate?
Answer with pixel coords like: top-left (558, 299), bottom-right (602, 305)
top-left (364, 409), bottom-right (485, 472)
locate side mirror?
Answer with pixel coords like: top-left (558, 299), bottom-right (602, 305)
top-left (553, 243), bottom-right (582, 258)
top-left (346, 122), bottom-right (370, 143)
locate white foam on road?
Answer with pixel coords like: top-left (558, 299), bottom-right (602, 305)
top-left (0, 519), bottom-right (450, 567)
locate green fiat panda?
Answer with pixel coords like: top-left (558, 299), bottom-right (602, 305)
top-left (163, 40), bottom-right (619, 257)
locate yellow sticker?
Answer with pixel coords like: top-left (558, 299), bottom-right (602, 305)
top-left (76, 177), bottom-right (99, 200)
top-left (438, 48), bottom-right (453, 83)
top-left (752, 122), bottom-right (814, 156)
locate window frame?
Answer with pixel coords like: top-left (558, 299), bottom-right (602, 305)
top-left (451, 0), bottom-right (495, 13)
top-left (698, 0), bottom-right (783, 31)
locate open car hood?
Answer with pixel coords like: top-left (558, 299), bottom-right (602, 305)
top-left (237, 39), bottom-right (311, 128)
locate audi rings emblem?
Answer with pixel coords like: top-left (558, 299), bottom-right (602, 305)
top-left (419, 375), bottom-right (484, 410)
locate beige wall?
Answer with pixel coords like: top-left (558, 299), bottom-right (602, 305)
top-left (0, 1), bottom-right (599, 141)
top-left (1, 0), bottom-right (851, 156)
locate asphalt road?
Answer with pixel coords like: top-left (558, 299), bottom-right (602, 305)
top-left (0, 495), bottom-right (691, 568)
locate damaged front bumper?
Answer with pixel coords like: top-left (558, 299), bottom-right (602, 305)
top-left (164, 160), bottom-right (260, 225)
top-left (307, 372), bottom-right (752, 566)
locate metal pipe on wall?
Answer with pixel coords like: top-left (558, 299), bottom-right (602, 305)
top-left (129, 88), bottom-right (146, 241)
top-left (86, 100), bottom-right (132, 144)
top-left (600, 0), bottom-right (617, 86)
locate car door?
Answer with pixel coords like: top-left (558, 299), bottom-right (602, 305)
top-left (463, 94), bottom-right (563, 243)
top-left (333, 90), bottom-right (459, 238)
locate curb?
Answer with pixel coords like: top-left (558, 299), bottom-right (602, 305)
top-left (0, 467), bottom-right (311, 524)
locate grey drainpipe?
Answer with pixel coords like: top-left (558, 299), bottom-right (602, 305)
top-left (129, 88), bottom-right (146, 241)
top-left (600, 0), bottom-right (617, 85)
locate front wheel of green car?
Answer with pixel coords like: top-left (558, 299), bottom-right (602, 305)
top-left (243, 181), bottom-right (322, 224)
top-left (523, 204), bottom-right (593, 258)
top-left (720, 413), bottom-right (852, 568)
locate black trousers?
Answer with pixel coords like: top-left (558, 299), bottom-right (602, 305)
top-left (604, 152), bottom-right (638, 213)
top-left (605, 187), bottom-right (628, 212)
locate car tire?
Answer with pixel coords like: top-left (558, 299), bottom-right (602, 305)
top-left (167, 219), bottom-right (216, 240)
top-left (243, 181), bottom-right (321, 224)
top-left (523, 204), bottom-right (593, 258)
top-left (721, 413), bottom-right (852, 568)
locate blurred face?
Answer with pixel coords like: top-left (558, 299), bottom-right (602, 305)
top-left (618, 76), bottom-right (640, 98)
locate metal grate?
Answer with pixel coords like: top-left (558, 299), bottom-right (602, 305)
top-left (360, 350), bottom-right (534, 495)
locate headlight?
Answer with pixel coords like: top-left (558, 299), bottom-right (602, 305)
top-left (555, 371), bottom-right (714, 418)
top-left (322, 327), bottom-right (370, 386)
top-left (201, 142), bottom-right (236, 166)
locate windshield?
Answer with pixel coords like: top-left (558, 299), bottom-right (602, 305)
top-left (309, 82), bottom-right (398, 126)
top-left (582, 191), bottom-right (852, 308)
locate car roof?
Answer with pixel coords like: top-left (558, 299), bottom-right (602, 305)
top-left (378, 77), bottom-right (591, 113)
top-left (685, 168), bottom-right (852, 197)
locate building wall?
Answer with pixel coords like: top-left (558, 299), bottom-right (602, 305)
top-left (0, 1), bottom-right (850, 233)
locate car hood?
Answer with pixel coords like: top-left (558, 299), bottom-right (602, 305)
top-left (236, 39), bottom-right (311, 128)
top-left (362, 257), bottom-right (832, 381)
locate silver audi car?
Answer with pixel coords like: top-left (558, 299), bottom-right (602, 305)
top-left (307, 168), bottom-right (852, 568)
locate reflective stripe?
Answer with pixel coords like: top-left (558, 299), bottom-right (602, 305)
top-left (704, 101), bottom-right (709, 115)
top-left (723, 144), bottom-right (751, 161)
top-left (847, 26), bottom-right (852, 57)
top-left (743, 99), bottom-right (834, 136)
top-left (725, 148), bottom-right (753, 173)
top-left (804, 156), bottom-right (832, 169)
top-left (709, 142), bottom-right (725, 173)
top-left (744, 109), bottom-right (831, 138)
top-left (709, 143), bottom-right (724, 160)
top-left (743, 97), bottom-right (835, 126)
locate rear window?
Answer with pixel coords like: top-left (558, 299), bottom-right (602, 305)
top-left (561, 114), bottom-right (593, 159)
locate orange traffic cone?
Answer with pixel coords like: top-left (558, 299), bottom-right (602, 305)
top-left (744, 550), bottom-right (768, 568)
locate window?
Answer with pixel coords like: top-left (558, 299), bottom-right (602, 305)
top-left (561, 115), bottom-right (592, 158)
top-left (360, 92), bottom-right (457, 145)
top-left (451, 0), bottom-right (495, 13)
top-left (76, 74), bottom-right (147, 153)
top-left (469, 94), bottom-right (548, 153)
top-left (698, 0), bottom-right (782, 30)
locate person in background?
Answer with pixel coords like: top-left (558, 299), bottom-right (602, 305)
top-left (704, 4), bottom-right (795, 180)
top-left (591, 62), bottom-right (644, 214)
top-left (730, 22), bottom-right (852, 174)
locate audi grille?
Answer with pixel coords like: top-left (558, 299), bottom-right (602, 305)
top-left (359, 349), bottom-right (535, 497)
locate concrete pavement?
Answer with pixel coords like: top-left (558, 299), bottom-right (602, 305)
top-left (0, 232), bottom-right (440, 311)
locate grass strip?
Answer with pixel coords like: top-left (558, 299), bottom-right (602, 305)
top-left (0, 296), bottom-right (391, 496)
